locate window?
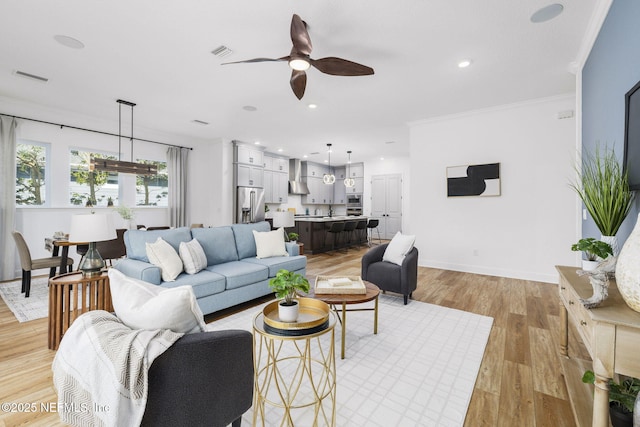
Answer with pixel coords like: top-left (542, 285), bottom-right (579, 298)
top-left (69, 149), bottom-right (119, 206)
top-left (136, 160), bottom-right (168, 206)
top-left (16, 141), bottom-right (49, 206)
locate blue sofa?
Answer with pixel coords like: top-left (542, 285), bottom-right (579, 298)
top-left (113, 221), bottom-right (306, 315)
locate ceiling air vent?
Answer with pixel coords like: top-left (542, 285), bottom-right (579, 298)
top-left (13, 70), bottom-right (48, 83)
top-left (211, 45), bottom-right (233, 58)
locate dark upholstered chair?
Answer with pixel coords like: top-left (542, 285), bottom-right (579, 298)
top-left (361, 243), bottom-right (418, 305)
top-left (76, 229), bottom-right (127, 268)
top-left (12, 231), bottom-right (73, 297)
top-left (141, 329), bottom-right (254, 427)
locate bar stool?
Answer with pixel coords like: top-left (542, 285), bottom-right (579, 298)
top-left (342, 221), bottom-right (357, 250)
top-left (367, 219), bottom-right (381, 246)
top-left (355, 220), bottom-right (368, 247)
top-left (325, 222), bottom-right (345, 252)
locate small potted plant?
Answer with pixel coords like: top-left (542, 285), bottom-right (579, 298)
top-left (571, 238), bottom-right (613, 271)
top-left (582, 370), bottom-right (640, 427)
top-left (288, 232), bottom-right (299, 244)
top-left (268, 269), bottom-right (310, 322)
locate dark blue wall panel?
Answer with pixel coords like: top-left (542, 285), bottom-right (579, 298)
top-left (582, 0), bottom-right (640, 243)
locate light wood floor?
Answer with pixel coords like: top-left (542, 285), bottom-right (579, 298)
top-left (0, 246), bottom-right (591, 426)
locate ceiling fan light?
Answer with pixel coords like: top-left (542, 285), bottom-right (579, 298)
top-left (289, 58), bottom-right (310, 71)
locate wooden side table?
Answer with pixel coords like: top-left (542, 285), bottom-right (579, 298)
top-left (306, 281), bottom-right (380, 359)
top-left (48, 271), bottom-right (113, 350)
top-left (556, 265), bottom-right (640, 427)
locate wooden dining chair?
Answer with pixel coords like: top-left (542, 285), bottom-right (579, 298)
top-left (12, 231), bottom-right (74, 297)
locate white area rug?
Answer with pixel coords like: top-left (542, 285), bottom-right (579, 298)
top-left (208, 294), bottom-right (494, 427)
top-left (0, 277), bottom-right (49, 322)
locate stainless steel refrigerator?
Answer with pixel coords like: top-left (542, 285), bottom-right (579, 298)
top-left (236, 186), bottom-right (265, 223)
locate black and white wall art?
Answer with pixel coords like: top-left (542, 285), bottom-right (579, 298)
top-left (447, 163), bottom-right (501, 197)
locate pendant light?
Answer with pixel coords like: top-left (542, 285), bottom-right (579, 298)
top-left (344, 150), bottom-right (355, 187)
top-left (90, 99), bottom-right (158, 175)
top-left (323, 143), bottom-right (336, 184)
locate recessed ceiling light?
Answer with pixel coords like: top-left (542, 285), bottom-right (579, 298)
top-left (380, 157), bottom-right (385, 161)
top-left (530, 3), bottom-right (564, 23)
top-left (254, 141), bottom-right (261, 145)
top-left (243, 105), bottom-right (257, 112)
top-left (458, 60), bottom-right (472, 68)
top-left (308, 104), bottom-right (317, 109)
top-left (54, 35), bottom-right (85, 49)
top-left (277, 148), bottom-right (283, 152)
top-left (303, 154), bottom-right (308, 158)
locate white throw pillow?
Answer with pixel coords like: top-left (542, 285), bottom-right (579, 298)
top-left (253, 227), bottom-right (289, 259)
top-left (108, 268), bottom-right (206, 334)
top-left (146, 237), bottom-right (183, 281)
top-left (383, 232), bottom-right (416, 266)
top-left (179, 239), bottom-right (208, 274)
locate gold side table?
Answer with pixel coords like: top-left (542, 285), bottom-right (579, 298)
top-left (48, 271), bottom-right (112, 350)
top-left (252, 310), bottom-right (337, 426)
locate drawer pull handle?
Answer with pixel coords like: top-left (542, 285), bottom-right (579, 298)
top-left (580, 320), bottom-right (587, 326)
top-left (561, 286), bottom-right (566, 290)
top-left (569, 300), bottom-right (574, 305)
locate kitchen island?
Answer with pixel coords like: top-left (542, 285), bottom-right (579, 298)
top-left (293, 216), bottom-right (369, 254)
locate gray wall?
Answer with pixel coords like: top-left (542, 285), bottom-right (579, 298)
top-left (582, 0), bottom-right (640, 244)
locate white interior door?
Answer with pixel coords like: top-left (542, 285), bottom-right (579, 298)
top-left (370, 174), bottom-right (402, 239)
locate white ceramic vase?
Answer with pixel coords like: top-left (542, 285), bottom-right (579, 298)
top-left (601, 235), bottom-right (619, 256)
top-left (615, 213), bottom-right (640, 313)
top-left (278, 300), bottom-right (299, 322)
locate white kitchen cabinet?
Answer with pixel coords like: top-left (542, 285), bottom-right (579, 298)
top-left (348, 162), bottom-right (364, 178)
top-left (237, 164), bottom-right (264, 187)
top-left (236, 145), bottom-right (264, 166)
top-left (333, 167), bottom-right (347, 204)
top-left (272, 172), bottom-right (288, 203)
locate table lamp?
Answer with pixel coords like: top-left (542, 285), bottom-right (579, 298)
top-left (272, 211), bottom-right (295, 240)
top-left (69, 213), bottom-right (116, 277)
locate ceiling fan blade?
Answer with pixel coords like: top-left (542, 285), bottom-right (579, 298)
top-left (221, 57), bottom-right (289, 65)
top-left (290, 14), bottom-right (312, 55)
top-left (290, 69), bottom-right (307, 100)
top-left (310, 57), bottom-right (374, 76)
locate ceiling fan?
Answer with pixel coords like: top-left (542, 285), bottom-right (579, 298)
top-left (222, 14), bottom-right (374, 99)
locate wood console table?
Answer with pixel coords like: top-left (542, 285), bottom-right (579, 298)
top-left (48, 271), bottom-right (112, 350)
top-left (556, 265), bottom-right (640, 427)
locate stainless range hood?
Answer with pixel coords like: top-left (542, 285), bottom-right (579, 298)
top-left (288, 159), bottom-right (310, 195)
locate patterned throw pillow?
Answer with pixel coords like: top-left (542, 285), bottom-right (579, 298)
top-left (179, 239), bottom-right (208, 274)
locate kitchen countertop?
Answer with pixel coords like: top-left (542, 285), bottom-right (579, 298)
top-left (294, 215), bottom-right (368, 222)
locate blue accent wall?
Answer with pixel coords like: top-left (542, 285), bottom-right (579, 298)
top-left (582, 0), bottom-right (640, 244)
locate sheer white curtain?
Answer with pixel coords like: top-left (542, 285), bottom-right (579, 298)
top-left (167, 146), bottom-right (189, 227)
top-left (0, 117), bottom-right (17, 280)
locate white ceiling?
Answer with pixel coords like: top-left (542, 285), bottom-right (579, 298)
top-left (0, 0), bottom-right (597, 165)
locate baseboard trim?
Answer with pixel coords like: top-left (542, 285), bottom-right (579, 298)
top-left (420, 260), bottom-right (559, 284)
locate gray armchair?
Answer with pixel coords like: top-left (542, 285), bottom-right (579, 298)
top-left (361, 243), bottom-right (418, 305)
top-left (141, 329), bottom-right (254, 427)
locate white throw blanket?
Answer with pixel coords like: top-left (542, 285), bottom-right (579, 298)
top-left (52, 310), bottom-right (184, 427)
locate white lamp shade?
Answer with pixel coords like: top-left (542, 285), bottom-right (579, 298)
top-left (69, 213), bottom-right (116, 243)
top-left (272, 211), bottom-right (295, 229)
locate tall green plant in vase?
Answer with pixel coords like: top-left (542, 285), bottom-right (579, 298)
top-left (570, 145), bottom-right (634, 255)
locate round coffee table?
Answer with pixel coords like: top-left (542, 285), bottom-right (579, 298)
top-left (305, 281), bottom-right (380, 359)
